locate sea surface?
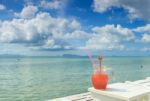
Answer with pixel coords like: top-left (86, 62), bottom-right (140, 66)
top-left (0, 56), bottom-right (150, 101)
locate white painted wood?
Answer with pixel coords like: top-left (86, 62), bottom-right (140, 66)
top-left (125, 78), bottom-right (150, 87)
top-left (48, 92), bottom-right (93, 101)
top-left (48, 77), bottom-right (150, 101)
top-left (89, 77), bottom-right (150, 101)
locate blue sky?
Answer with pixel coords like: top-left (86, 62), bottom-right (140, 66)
top-left (0, 0), bottom-right (150, 56)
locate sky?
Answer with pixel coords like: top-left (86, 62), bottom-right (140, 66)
top-left (0, 0), bottom-right (150, 56)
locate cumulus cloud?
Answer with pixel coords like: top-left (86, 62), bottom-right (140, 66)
top-left (93, 0), bottom-right (118, 13)
top-left (1, 11), bottom-right (138, 51)
top-left (82, 24), bottom-right (135, 50)
top-left (69, 20), bottom-right (81, 30)
top-left (64, 30), bottom-right (90, 40)
top-left (133, 24), bottom-right (150, 43)
top-left (92, 25), bottom-right (135, 41)
top-left (0, 4), bottom-right (6, 10)
top-left (141, 34), bottom-right (150, 42)
top-left (15, 5), bottom-right (38, 19)
top-left (40, 38), bottom-right (73, 50)
top-left (40, 0), bottom-right (63, 10)
top-left (0, 12), bottom-right (83, 50)
top-left (42, 38), bottom-right (61, 49)
top-left (93, 0), bottom-right (150, 20)
top-left (1, 1), bottom-right (148, 51)
top-left (134, 24), bottom-right (150, 33)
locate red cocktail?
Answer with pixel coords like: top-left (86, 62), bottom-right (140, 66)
top-left (83, 50), bottom-right (109, 90)
top-left (91, 73), bottom-right (108, 90)
top-left (91, 56), bottom-right (108, 90)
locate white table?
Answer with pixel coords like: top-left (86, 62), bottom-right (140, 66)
top-left (89, 82), bottom-right (150, 101)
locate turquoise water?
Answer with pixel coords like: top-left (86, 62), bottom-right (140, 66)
top-left (0, 57), bottom-right (150, 101)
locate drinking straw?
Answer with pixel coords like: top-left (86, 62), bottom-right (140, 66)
top-left (98, 56), bottom-right (103, 73)
top-left (83, 49), bottom-right (97, 70)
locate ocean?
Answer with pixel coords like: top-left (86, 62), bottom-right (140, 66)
top-left (0, 56), bottom-right (150, 101)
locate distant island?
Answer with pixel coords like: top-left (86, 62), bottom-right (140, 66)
top-left (0, 54), bottom-right (85, 58)
top-left (62, 54), bottom-right (86, 58)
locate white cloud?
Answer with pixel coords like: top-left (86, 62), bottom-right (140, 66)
top-left (92, 24), bottom-right (135, 41)
top-left (42, 38), bottom-right (61, 49)
top-left (93, 0), bottom-right (118, 13)
top-left (15, 5), bottom-right (38, 19)
top-left (142, 34), bottom-right (150, 42)
top-left (133, 24), bottom-right (150, 43)
top-left (0, 12), bottom-right (83, 49)
top-left (83, 34), bottom-right (125, 50)
top-left (0, 4), bottom-right (6, 10)
top-left (134, 24), bottom-right (150, 33)
top-left (40, 0), bottom-right (63, 10)
top-left (93, 0), bottom-right (150, 20)
top-left (69, 20), bottom-right (81, 30)
top-left (82, 24), bottom-right (135, 50)
top-left (64, 30), bottom-right (90, 40)
top-left (2, 13), bottom-right (137, 51)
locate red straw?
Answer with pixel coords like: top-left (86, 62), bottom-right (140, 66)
top-left (98, 56), bottom-right (103, 73)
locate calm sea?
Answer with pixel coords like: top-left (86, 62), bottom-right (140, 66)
top-left (0, 57), bottom-right (150, 101)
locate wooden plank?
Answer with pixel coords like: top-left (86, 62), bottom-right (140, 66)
top-left (48, 92), bottom-right (93, 101)
top-left (126, 78), bottom-right (150, 87)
